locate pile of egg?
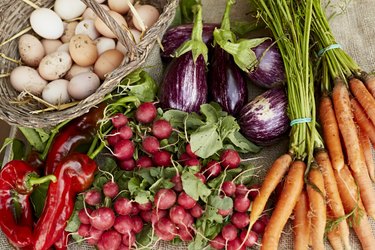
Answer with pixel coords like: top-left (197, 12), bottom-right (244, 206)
top-left (10, 0), bottom-right (160, 105)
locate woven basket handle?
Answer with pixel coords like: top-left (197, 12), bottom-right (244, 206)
top-left (81, 0), bottom-right (138, 57)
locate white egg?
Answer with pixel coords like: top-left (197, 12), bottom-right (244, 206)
top-left (38, 51), bottom-right (72, 80)
top-left (116, 42), bottom-right (127, 55)
top-left (75, 19), bottom-right (100, 40)
top-left (18, 34), bottom-right (45, 67)
top-left (96, 37), bottom-right (116, 55)
top-left (65, 64), bottom-right (93, 80)
top-left (42, 79), bottom-right (70, 105)
top-left (82, 5), bottom-right (110, 20)
top-left (68, 72), bottom-right (100, 100)
top-left (95, 0), bottom-right (106, 3)
top-left (57, 43), bottom-right (70, 53)
top-left (41, 39), bottom-right (63, 54)
top-left (54, 0), bottom-right (87, 20)
top-left (10, 66), bottom-right (47, 95)
top-left (30, 8), bottom-right (64, 39)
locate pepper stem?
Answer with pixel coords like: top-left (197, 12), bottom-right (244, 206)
top-left (28, 174), bottom-right (57, 187)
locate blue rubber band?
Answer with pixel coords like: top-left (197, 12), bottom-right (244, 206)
top-left (318, 44), bottom-right (342, 57)
top-left (290, 118), bottom-right (312, 126)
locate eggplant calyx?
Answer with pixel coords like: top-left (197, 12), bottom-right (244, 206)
top-left (214, 34), bottom-right (269, 73)
top-left (174, 4), bottom-right (208, 63)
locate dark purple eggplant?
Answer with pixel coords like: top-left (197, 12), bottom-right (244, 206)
top-left (247, 40), bottom-right (285, 89)
top-left (159, 4), bottom-right (208, 113)
top-left (161, 23), bottom-right (218, 61)
top-left (238, 88), bottom-right (289, 146)
top-left (208, 46), bottom-right (247, 115)
top-left (159, 53), bottom-right (207, 112)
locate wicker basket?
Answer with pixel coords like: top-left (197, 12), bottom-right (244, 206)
top-left (0, 0), bottom-right (178, 128)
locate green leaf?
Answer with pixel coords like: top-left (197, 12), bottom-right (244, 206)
top-left (163, 110), bottom-right (188, 129)
top-left (219, 116), bottom-right (239, 139)
top-left (134, 190), bottom-right (151, 204)
top-left (65, 211), bottom-right (80, 233)
top-left (209, 195), bottom-right (233, 210)
top-left (149, 178), bottom-right (175, 193)
top-left (137, 168), bottom-right (156, 185)
top-left (128, 177), bottom-right (141, 194)
top-left (181, 171), bottom-right (211, 202)
top-left (188, 233), bottom-right (206, 250)
top-left (34, 128), bottom-right (50, 143)
top-left (234, 163), bottom-right (256, 185)
top-left (227, 131), bottom-right (261, 153)
top-left (207, 168), bottom-right (242, 189)
top-left (201, 206), bottom-right (223, 224)
top-left (126, 71), bottom-right (157, 102)
top-left (200, 104), bottom-right (219, 124)
top-left (185, 113), bottom-right (205, 130)
top-left (18, 127), bottom-right (46, 152)
top-left (136, 224), bottom-right (154, 248)
top-left (30, 181), bottom-right (50, 218)
top-left (190, 124), bottom-right (222, 158)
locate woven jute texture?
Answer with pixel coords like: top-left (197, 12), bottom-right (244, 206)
top-left (0, 0), bottom-right (374, 249)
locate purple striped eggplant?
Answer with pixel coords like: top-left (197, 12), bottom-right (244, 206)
top-left (238, 88), bottom-right (289, 146)
top-left (159, 4), bottom-right (208, 113)
top-left (247, 40), bottom-right (285, 89)
top-left (159, 52), bottom-right (207, 112)
top-left (161, 23), bottom-right (218, 61)
top-left (208, 46), bottom-right (248, 115)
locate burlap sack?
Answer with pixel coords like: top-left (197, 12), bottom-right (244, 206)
top-left (0, 0), bottom-right (374, 249)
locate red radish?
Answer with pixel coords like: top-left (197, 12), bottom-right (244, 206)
top-left (210, 235), bottom-right (225, 249)
top-left (204, 160), bottom-right (221, 178)
top-left (235, 184), bottom-right (248, 196)
top-left (231, 212), bottom-right (250, 228)
top-left (142, 136), bottom-right (160, 154)
top-left (179, 153), bottom-right (190, 163)
top-left (118, 244), bottom-right (130, 250)
top-left (227, 238), bottom-right (246, 250)
top-left (180, 213), bottom-right (194, 228)
top-left (186, 144), bottom-right (197, 158)
top-left (135, 102), bottom-right (157, 123)
top-left (248, 184), bottom-right (261, 200)
top-left (114, 215), bottom-right (134, 234)
top-left (140, 210), bottom-right (152, 222)
top-left (155, 217), bottom-right (177, 241)
top-left (218, 208), bottom-right (232, 216)
top-left (222, 181), bottom-right (236, 196)
top-left (152, 119), bottom-right (173, 139)
top-left (136, 156), bottom-right (153, 168)
top-left (86, 227), bottom-right (103, 245)
top-left (154, 189), bottom-right (177, 210)
top-left (78, 224), bottom-right (90, 237)
top-left (152, 150), bottom-right (172, 166)
top-left (107, 129), bottom-right (121, 146)
top-left (190, 203), bottom-right (203, 218)
top-left (259, 214), bottom-right (270, 225)
top-left (114, 198), bottom-right (133, 215)
top-left (220, 149), bottom-right (241, 169)
top-left (129, 203), bottom-right (140, 216)
top-left (103, 181), bottom-right (119, 198)
top-left (234, 195), bottom-right (250, 212)
top-left (251, 219), bottom-right (266, 234)
top-left (178, 227), bottom-right (194, 241)
top-left (240, 230), bottom-right (258, 247)
top-left (90, 208), bottom-right (116, 231)
top-left (194, 173), bottom-right (206, 184)
top-left (119, 159), bottom-right (136, 171)
top-left (169, 205), bottom-right (187, 224)
top-left (78, 208), bottom-right (92, 224)
top-left (114, 140), bottom-right (135, 160)
top-left (151, 209), bottom-right (167, 225)
top-left (221, 223), bottom-right (238, 241)
top-left (171, 175), bottom-right (183, 192)
top-left (184, 158), bottom-right (200, 167)
top-left (119, 126), bottom-right (133, 140)
top-left (178, 192), bottom-right (197, 209)
top-left (97, 230), bottom-right (122, 250)
top-left (138, 201), bottom-right (152, 211)
top-left (111, 113), bottom-right (128, 128)
top-left (132, 216), bottom-right (144, 233)
top-left (84, 189), bottom-right (102, 206)
top-left (122, 231), bottom-right (136, 247)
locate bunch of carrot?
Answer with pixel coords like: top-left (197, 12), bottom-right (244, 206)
top-left (246, 0), bottom-right (375, 250)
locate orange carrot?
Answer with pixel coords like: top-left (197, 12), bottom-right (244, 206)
top-left (249, 153), bottom-right (292, 228)
top-left (332, 80), bottom-right (375, 219)
top-left (349, 78), bottom-right (375, 126)
top-left (362, 72), bottom-right (375, 98)
top-left (351, 97), bottom-right (375, 147)
top-left (315, 150), bottom-right (351, 249)
top-left (306, 168), bottom-right (326, 250)
top-left (293, 189), bottom-right (310, 250)
top-left (327, 221), bottom-right (344, 250)
top-left (357, 128), bottom-right (375, 182)
top-left (319, 96), bottom-right (345, 171)
top-left (261, 160), bottom-right (305, 250)
top-left (334, 165), bottom-right (375, 250)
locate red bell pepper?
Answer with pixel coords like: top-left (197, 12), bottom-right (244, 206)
top-left (0, 160), bottom-right (56, 248)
